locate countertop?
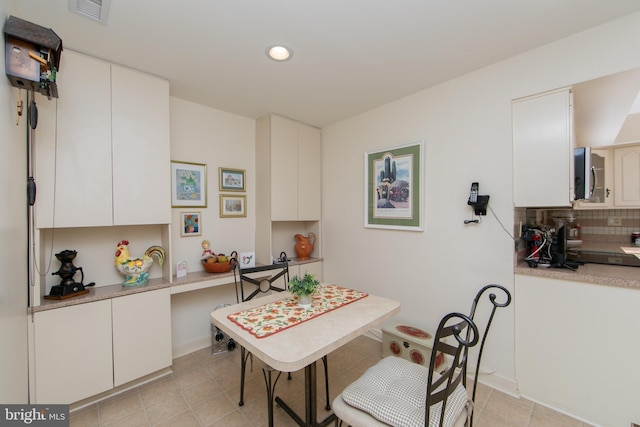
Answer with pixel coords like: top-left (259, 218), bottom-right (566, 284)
top-left (514, 242), bottom-right (640, 290)
top-left (32, 257), bottom-right (323, 313)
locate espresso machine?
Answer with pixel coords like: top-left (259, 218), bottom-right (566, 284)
top-left (45, 250), bottom-right (94, 299)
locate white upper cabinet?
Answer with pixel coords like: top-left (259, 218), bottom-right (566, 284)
top-left (34, 50), bottom-right (171, 228)
top-left (513, 88), bottom-right (574, 207)
top-left (111, 65), bottom-right (171, 225)
top-left (35, 50), bottom-right (113, 228)
top-left (614, 145), bottom-right (640, 207)
top-left (268, 115), bottom-right (322, 221)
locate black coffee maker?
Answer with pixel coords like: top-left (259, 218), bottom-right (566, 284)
top-left (46, 250), bottom-right (94, 299)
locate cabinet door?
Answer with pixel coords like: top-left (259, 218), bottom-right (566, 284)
top-left (112, 66), bottom-right (171, 225)
top-left (36, 50), bottom-right (113, 227)
top-left (112, 288), bottom-right (172, 387)
top-left (271, 115), bottom-right (299, 220)
top-left (614, 145), bottom-right (640, 206)
top-left (513, 88), bottom-right (573, 207)
top-left (297, 125), bottom-right (322, 220)
top-left (33, 300), bottom-right (113, 403)
top-left (294, 261), bottom-right (322, 280)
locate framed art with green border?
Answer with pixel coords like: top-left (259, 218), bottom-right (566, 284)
top-left (364, 141), bottom-right (424, 231)
top-left (219, 167), bottom-right (246, 192)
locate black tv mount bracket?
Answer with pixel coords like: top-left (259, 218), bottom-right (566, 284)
top-left (465, 182), bottom-right (490, 223)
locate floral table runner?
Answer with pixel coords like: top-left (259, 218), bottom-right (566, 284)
top-left (227, 284), bottom-right (368, 338)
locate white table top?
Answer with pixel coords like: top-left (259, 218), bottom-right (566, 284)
top-left (210, 289), bottom-right (401, 372)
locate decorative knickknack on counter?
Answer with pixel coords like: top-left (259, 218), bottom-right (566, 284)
top-left (45, 249), bottom-right (95, 300)
top-left (294, 232), bottom-right (315, 260)
top-left (114, 240), bottom-right (165, 286)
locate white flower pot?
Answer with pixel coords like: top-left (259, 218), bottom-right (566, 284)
top-left (297, 294), bottom-right (312, 308)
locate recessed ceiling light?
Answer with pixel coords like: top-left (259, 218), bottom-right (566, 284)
top-left (266, 45), bottom-right (293, 61)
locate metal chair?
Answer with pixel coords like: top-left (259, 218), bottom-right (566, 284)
top-left (231, 253), bottom-right (331, 425)
top-left (464, 284), bottom-right (512, 427)
top-left (332, 283), bottom-right (512, 427)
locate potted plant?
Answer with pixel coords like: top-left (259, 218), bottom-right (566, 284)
top-left (288, 273), bottom-right (320, 308)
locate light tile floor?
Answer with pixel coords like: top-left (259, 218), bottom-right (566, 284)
top-left (70, 336), bottom-right (591, 427)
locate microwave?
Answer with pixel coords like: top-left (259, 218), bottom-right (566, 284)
top-left (574, 147), bottom-right (607, 202)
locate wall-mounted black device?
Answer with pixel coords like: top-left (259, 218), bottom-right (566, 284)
top-left (4, 15), bottom-right (63, 98)
top-left (467, 182), bottom-right (490, 216)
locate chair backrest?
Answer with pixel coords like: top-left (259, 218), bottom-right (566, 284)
top-left (425, 312), bottom-right (479, 427)
top-left (465, 284), bottom-right (512, 425)
top-left (232, 252), bottom-right (290, 303)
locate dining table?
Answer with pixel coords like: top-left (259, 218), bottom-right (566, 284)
top-left (210, 283), bottom-right (401, 427)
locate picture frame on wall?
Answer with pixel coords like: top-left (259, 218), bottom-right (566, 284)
top-left (364, 141), bottom-right (424, 231)
top-left (220, 194), bottom-right (247, 218)
top-left (180, 212), bottom-right (201, 236)
top-left (219, 167), bottom-right (246, 192)
top-left (171, 161), bottom-right (207, 208)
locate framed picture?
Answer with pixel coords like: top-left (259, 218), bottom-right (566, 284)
top-left (364, 141), bottom-right (424, 231)
top-left (180, 212), bottom-right (201, 236)
top-left (171, 161), bottom-right (207, 207)
top-left (220, 194), bottom-right (247, 218)
top-left (219, 167), bottom-right (246, 192)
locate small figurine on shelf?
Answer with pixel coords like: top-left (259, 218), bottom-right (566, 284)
top-left (201, 240), bottom-right (216, 260)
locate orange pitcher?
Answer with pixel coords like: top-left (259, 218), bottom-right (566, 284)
top-left (294, 232), bottom-right (315, 260)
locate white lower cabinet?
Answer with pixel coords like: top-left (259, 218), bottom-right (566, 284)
top-left (112, 289), bottom-right (172, 387)
top-left (33, 300), bottom-right (113, 404)
top-left (32, 289), bottom-right (172, 404)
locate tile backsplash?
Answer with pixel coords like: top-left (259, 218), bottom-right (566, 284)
top-left (518, 208), bottom-right (640, 243)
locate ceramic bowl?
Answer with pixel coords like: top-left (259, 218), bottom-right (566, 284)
top-left (202, 260), bottom-right (231, 273)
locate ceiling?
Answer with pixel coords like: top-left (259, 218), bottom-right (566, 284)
top-left (10, 1), bottom-right (640, 128)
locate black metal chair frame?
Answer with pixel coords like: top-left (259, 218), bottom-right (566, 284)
top-left (232, 252), bottom-right (290, 304)
top-left (425, 312), bottom-right (479, 427)
top-left (231, 252), bottom-right (331, 426)
top-left (463, 284), bottom-right (512, 427)
top-left (334, 283), bottom-right (511, 427)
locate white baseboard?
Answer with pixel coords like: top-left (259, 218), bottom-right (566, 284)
top-left (172, 335), bottom-right (211, 358)
top-left (476, 372), bottom-right (519, 398)
top-left (70, 368), bottom-right (172, 412)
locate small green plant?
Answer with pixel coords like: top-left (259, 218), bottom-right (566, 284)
top-left (288, 273), bottom-right (320, 296)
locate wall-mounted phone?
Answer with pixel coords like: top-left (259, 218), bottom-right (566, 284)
top-left (467, 182), bottom-right (490, 216)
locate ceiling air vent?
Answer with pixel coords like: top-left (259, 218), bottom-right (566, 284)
top-left (68, 0), bottom-right (111, 25)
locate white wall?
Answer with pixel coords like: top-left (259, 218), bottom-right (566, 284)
top-left (169, 97), bottom-right (255, 355)
top-left (321, 11), bottom-right (640, 427)
top-left (0, 0), bottom-right (30, 403)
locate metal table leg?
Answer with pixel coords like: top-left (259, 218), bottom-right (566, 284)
top-left (275, 361), bottom-right (336, 427)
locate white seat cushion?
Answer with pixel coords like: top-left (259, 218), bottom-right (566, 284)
top-left (340, 356), bottom-right (469, 427)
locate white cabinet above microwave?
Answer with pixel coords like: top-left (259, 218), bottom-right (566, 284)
top-left (513, 88), bottom-right (574, 207)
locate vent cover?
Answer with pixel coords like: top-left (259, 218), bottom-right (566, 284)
top-left (68, 0), bottom-right (110, 25)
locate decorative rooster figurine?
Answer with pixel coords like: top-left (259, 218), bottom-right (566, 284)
top-left (114, 240), bottom-right (165, 286)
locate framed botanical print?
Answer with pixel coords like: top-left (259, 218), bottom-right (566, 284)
top-left (180, 212), bottom-right (201, 236)
top-left (171, 161), bottom-right (207, 208)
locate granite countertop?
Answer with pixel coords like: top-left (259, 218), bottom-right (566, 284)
top-left (514, 241), bottom-right (640, 290)
top-left (31, 257), bottom-right (324, 313)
